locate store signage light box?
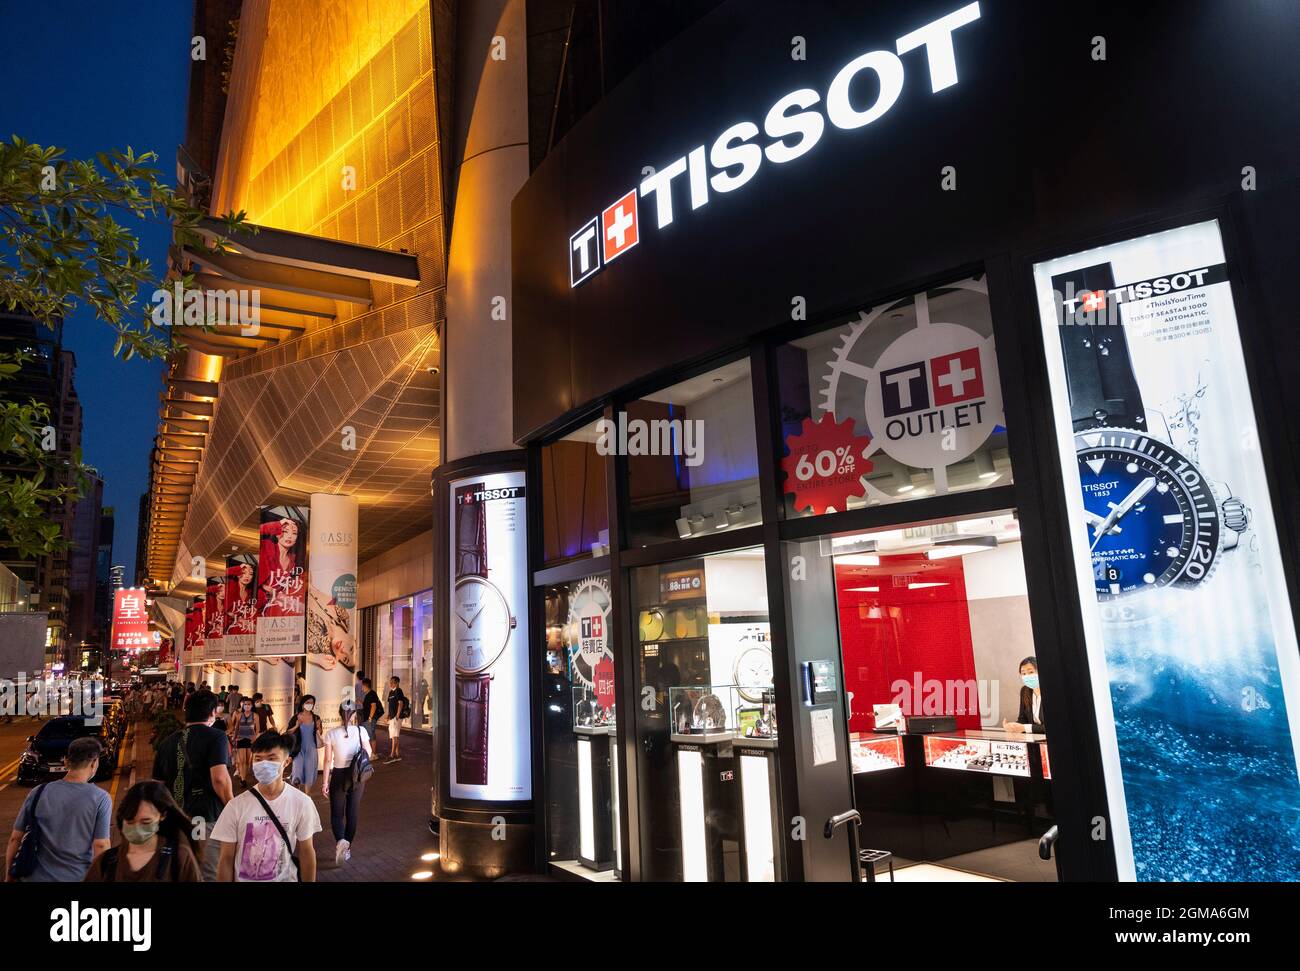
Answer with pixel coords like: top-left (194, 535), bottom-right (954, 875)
top-left (569, 2), bottom-right (983, 286)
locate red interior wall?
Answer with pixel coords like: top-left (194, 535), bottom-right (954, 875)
top-left (835, 552), bottom-right (980, 732)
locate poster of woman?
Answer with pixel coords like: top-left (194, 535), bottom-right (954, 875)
top-left (255, 506), bottom-right (309, 657)
top-left (224, 554), bottom-right (258, 662)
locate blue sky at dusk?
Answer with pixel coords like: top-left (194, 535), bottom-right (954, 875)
top-left (0, 2), bottom-right (194, 581)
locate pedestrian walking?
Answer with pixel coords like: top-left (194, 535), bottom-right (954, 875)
top-left (153, 690), bottom-right (234, 881)
top-left (322, 703), bottom-right (373, 866)
top-left (360, 678), bottom-right (382, 749)
top-left (286, 696), bottom-right (322, 792)
top-left (84, 781), bottom-right (202, 882)
top-left (4, 737), bottom-right (111, 882)
top-left (212, 731), bottom-right (320, 882)
top-left (385, 676), bottom-right (409, 762)
top-left (229, 696), bottom-right (257, 783)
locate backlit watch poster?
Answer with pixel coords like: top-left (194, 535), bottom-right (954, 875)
top-left (449, 470), bottom-right (531, 800)
top-left (1034, 220), bottom-right (1300, 880)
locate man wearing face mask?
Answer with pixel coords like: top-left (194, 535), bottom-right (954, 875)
top-left (1003, 656), bottom-right (1046, 734)
top-left (153, 690), bottom-right (234, 882)
top-left (212, 730), bottom-right (321, 882)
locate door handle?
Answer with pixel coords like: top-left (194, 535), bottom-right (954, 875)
top-left (823, 808), bottom-right (861, 839)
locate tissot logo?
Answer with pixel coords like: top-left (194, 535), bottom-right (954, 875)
top-left (881, 347), bottom-right (984, 418)
top-left (567, 2), bottom-right (982, 286)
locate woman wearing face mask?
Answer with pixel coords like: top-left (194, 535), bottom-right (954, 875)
top-left (1003, 656), bottom-right (1045, 734)
top-left (229, 697), bottom-right (258, 783)
top-left (322, 702), bottom-right (373, 867)
top-left (287, 696), bottom-right (323, 792)
top-left (84, 781), bottom-right (202, 882)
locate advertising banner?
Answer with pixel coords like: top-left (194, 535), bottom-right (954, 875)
top-left (255, 506), bottom-right (309, 656)
top-left (307, 493), bottom-right (359, 738)
top-left (185, 597), bottom-right (205, 667)
top-left (449, 471), bottom-right (531, 800)
top-left (204, 574), bottom-right (225, 661)
top-left (223, 554), bottom-right (258, 663)
top-left (110, 589), bottom-right (150, 652)
top-left (1034, 219), bottom-right (1300, 880)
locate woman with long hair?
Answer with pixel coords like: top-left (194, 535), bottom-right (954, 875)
top-left (287, 695), bottom-right (323, 793)
top-left (259, 516), bottom-right (304, 615)
top-left (322, 702), bottom-right (373, 867)
top-left (84, 781), bottom-right (202, 882)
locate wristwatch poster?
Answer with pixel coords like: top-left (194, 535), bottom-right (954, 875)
top-left (1034, 220), bottom-right (1300, 881)
top-left (449, 471), bottom-right (530, 800)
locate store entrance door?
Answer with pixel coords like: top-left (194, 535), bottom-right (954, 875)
top-left (788, 512), bottom-right (1059, 883)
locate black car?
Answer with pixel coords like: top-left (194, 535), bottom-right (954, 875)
top-left (17, 715), bottom-right (119, 784)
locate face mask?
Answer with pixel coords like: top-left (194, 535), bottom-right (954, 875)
top-left (122, 821), bottom-right (160, 845)
top-left (1022, 674), bottom-right (1039, 690)
top-left (303, 704), bottom-right (314, 712)
top-left (252, 760), bottom-right (284, 785)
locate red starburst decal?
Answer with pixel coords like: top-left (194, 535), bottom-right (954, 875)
top-left (781, 413), bottom-right (873, 515)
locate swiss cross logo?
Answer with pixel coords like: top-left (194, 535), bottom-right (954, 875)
top-left (582, 615), bottom-right (604, 639)
top-left (601, 191), bottom-right (639, 263)
top-left (929, 347), bottom-right (983, 406)
top-left (1080, 290), bottom-right (1106, 312)
top-left (880, 362), bottom-right (930, 418)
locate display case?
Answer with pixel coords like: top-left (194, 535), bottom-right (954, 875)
top-left (669, 684), bottom-right (777, 743)
top-left (572, 685), bottom-right (616, 734)
top-left (850, 733), bottom-right (906, 774)
top-left (922, 730), bottom-right (1040, 778)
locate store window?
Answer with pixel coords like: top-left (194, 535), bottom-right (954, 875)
top-left (631, 547), bottom-right (778, 881)
top-left (541, 418), bottom-right (610, 564)
top-left (541, 574), bottom-right (619, 879)
top-left (775, 277), bottom-right (1011, 518)
top-left (624, 359), bottom-right (761, 547)
top-left (372, 591), bottom-right (434, 732)
top-left (789, 511), bottom-right (1057, 882)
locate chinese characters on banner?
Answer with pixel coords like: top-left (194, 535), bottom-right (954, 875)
top-left (185, 597), bottom-right (205, 666)
top-left (205, 574), bottom-right (225, 661)
top-left (255, 506), bottom-right (309, 656)
top-left (224, 554), bottom-right (258, 663)
top-left (110, 589), bottom-right (150, 651)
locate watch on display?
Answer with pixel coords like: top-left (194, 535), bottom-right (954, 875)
top-left (1056, 265), bottom-right (1250, 602)
top-left (453, 489), bottom-right (516, 785)
top-left (692, 692), bottom-right (726, 732)
top-left (732, 643), bottom-right (774, 703)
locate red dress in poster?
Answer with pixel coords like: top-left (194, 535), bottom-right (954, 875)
top-left (258, 517), bottom-right (305, 619)
top-left (226, 560), bottom-right (258, 636)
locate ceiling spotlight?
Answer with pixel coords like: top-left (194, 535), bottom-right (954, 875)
top-left (925, 535), bottom-right (999, 559)
top-left (892, 470), bottom-right (914, 493)
top-left (411, 870), bottom-right (435, 880)
top-left (975, 452), bottom-right (998, 480)
top-left (836, 553), bottom-right (880, 566)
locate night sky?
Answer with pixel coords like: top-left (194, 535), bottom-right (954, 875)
top-left (0, 2), bottom-right (193, 581)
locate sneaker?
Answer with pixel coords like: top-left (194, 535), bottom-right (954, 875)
top-left (344, 848), bottom-right (352, 862)
top-left (335, 839), bottom-right (349, 866)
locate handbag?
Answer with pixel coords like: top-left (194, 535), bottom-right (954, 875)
top-left (247, 786), bottom-right (301, 878)
top-left (349, 725), bottom-right (374, 787)
top-left (8, 783), bottom-right (47, 879)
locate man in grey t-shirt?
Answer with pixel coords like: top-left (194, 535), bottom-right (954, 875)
top-left (4, 737), bottom-right (112, 882)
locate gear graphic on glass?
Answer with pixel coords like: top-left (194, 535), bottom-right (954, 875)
top-left (819, 278), bottom-right (993, 500)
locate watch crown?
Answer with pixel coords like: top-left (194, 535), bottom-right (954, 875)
top-left (1221, 496), bottom-right (1250, 534)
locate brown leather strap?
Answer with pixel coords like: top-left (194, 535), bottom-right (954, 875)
top-left (455, 673), bottom-right (490, 784)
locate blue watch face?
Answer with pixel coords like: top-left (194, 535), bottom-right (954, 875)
top-left (1075, 429), bottom-right (1220, 599)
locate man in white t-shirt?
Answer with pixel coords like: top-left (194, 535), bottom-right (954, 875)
top-left (212, 730), bottom-right (321, 881)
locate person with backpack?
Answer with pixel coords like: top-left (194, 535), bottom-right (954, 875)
top-left (4, 737), bottom-right (111, 882)
top-left (322, 702), bottom-right (373, 866)
top-left (152, 690), bottom-right (234, 881)
top-left (212, 730), bottom-right (320, 882)
top-left (385, 676), bottom-right (409, 763)
top-left (83, 781), bottom-right (202, 882)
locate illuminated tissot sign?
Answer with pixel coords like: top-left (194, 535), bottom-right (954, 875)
top-left (569, 2), bottom-right (983, 286)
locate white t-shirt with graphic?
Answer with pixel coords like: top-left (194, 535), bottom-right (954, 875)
top-left (211, 784), bottom-right (322, 882)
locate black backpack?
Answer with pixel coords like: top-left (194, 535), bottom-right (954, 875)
top-left (99, 839), bottom-right (179, 882)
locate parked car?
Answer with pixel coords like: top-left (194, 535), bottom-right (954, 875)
top-left (17, 715), bottom-right (120, 784)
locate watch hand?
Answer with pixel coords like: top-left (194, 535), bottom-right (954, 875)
top-left (468, 603), bottom-right (486, 628)
top-left (1084, 510), bottom-right (1122, 536)
top-left (1091, 476), bottom-right (1155, 550)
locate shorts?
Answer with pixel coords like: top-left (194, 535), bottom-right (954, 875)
top-left (236, 738), bottom-right (252, 749)
top-left (389, 717), bottom-right (403, 737)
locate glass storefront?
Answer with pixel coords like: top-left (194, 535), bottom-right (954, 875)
top-left (370, 590), bottom-right (434, 732)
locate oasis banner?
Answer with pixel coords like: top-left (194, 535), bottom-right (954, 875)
top-left (1033, 220), bottom-right (1300, 880)
top-left (307, 493), bottom-right (359, 738)
top-left (204, 574), bottom-right (225, 661)
top-left (223, 554), bottom-right (258, 663)
top-left (255, 505), bottom-right (309, 656)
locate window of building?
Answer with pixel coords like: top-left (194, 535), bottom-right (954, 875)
top-left (541, 418), bottom-right (610, 565)
top-left (775, 277), bottom-right (1011, 518)
top-left (625, 359), bottom-right (761, 547)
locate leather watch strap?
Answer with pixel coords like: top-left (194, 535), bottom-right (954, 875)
top-left (454, 485), bottom-right (488, 580)
top-left (455, 673), bottom-right (490, 785)
top-left (1052, 263), bottom-right (1145, 432)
